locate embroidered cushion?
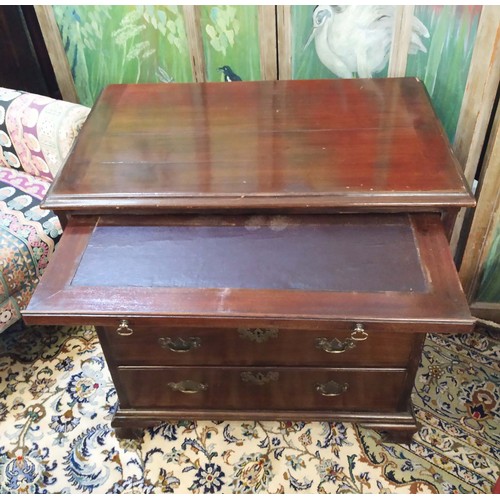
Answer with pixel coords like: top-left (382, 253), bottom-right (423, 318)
top-left (0, 88), bottom-right (90, 332)
top-left (0, 88), bottom-right (89, 180)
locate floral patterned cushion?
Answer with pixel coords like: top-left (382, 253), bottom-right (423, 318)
top-left (0, 88), bottom-right (90, 333)
top-left (0, 88), bottom-right (89, 180)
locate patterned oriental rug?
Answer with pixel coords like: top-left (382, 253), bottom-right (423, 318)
top-left (0, 324), bottom-right (498, 493)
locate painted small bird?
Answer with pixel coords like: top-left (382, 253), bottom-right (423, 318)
top-left (305, 6), bottom-right (430, 78)
top-left (218, 66), bottom-right (242, 82)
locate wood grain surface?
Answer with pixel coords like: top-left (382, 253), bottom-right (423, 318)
top-left (43, 78), bottom-right (474, 213)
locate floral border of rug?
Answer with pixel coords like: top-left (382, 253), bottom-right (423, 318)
top-left (0, 325), bottom-right (498, 493)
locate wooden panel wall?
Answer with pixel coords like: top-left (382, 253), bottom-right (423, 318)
top-left (459, 101), bottom-right (500, 322)
top-left (258, 6), bottom-right (277, 80)
top-left (450, 7), bottom-right (500, 256)
top-left (182, 6), bottom-right (205, 83)
top-left (387, 6), bottom-right (416, 77)
top-left (34, 5), bottom-right (77, 102)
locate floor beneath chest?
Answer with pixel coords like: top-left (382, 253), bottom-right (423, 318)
top-left (0, 323), bottom-right (498, 493)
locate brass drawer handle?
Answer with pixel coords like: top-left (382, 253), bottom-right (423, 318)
top-left (158, 336), bottom-right (201, 353)
top-left (238, 327), bottom-right (279, 343)
top-left (315, 337), bottom-right (356, 354)
top-left (351, 323), bottom-right (368, 341)
top-left (167, 380), bottom-right (207, 394)
top-left (316, 323), bottom-right (368, 353)
top-left (241, 371), bottom-right (279, 385)
top-left (116, 320), bottom-right (133, 336)
top-left (316, 380), bottom-right (349, 397)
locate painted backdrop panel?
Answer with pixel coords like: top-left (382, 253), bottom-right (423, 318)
top-left (292, 6), bottom-right (333, 80)
top-left (406, 6), bottom-right (482, 142)
top-left (53, 6), bottom-right (193, 106)
top-left (200, 6), bottom-right (261, 82)
top-left (293, 6), bottom-right (429, 80)
top-left (476, 222), bottom-right (500, 303)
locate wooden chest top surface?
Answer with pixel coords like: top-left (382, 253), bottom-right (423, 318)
top-left (44, 78), bottom-right (474, 213)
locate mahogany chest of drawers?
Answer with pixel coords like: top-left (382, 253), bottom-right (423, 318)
top-left (24, 78), bottom-right (475, 442)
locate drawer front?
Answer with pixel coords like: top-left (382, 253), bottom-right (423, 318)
top-left (101, 323), bottom-right (418, 367)
top-left (117, 367), bottom-right (407, 412)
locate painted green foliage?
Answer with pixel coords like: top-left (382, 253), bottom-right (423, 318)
top-left (53, 6), bottom-right (193, 106)
top-left (54, 4), bottom-right (482, 141)
top-left (200, 6), bottom-right (261, 82)
top-left (406, 6), bottom-right (482, 142)
top-left (476, 223), bottom-right (500, 303)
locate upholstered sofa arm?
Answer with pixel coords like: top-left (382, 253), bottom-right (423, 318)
top-left (0, 88), bottom-right (90, 182)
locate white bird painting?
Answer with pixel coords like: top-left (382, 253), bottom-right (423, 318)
top-left (305, 6), bottom-right (430, 78)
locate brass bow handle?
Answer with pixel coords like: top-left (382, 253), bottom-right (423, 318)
top-left (315, 337), bottom-right (356, 354)
top-left (240, 371), bottom-right (279, 386)
top-left (316, 323), bottom-right (368, 353)
top-left (158, 336), bottom-right (201, 353)
top-left (316, 380), bottom-right (349, 397)
top-left (167, 380), bottom-right (207, 394)
top-left (116, 320), bottom-right (133, 336)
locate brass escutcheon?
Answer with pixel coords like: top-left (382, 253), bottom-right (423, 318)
top-left (238, 327), bottom-right (279, 343)
top-left (240, 371), bottom-right (279, 385)
top-left (116, 319), bottom-right (133, 336)
top-left (158, 336), bottom-right (201, 353)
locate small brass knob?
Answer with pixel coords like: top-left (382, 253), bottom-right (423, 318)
top-left (351, 323), bottom-right (368, 341)
top-left (116, 319), bottom-right (133, 336)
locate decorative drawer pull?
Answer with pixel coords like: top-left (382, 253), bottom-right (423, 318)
top-left (351, 323), bottom-right (368, 341)
top-left (315, 337), bottom-right (356, 354)
top-left (241, 371), bottom-right (279, 385)
top-left (167, 380), bottom-right (207, 394)
top-left (116, 320), bottom-right (133, 336)
top-left (316, 323), bottom-right (368, 353)
top-left (316, 380), bottom-right (349, 397)
top-left (158, 336), bottom-right (201, 353)
top-left (238, 327), bottom-right (279, 343)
